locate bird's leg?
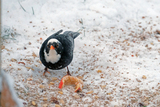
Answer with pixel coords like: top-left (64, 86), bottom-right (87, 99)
top-left (43, 67), bottom-right (50, 76)
top-left (67, 66), bottom-right (71, 76)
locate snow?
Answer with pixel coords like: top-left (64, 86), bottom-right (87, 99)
top-left (1, 0), bottom-right (160, 106)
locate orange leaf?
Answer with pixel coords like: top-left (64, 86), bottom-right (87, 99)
top-left (59, 75), bottom-right (83, 92)
top-left (18, 62), bottom-right (25, 65)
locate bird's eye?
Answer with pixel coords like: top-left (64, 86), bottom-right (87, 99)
top-left (47, 45), bottom-right (50, 48)
top-left (56, 44), bottom-right (59, 48)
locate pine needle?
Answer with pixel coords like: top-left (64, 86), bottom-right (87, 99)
top-left (32, 7), bottom-right (34, 15)
top-left (18, 0), bottom-right (27, 12)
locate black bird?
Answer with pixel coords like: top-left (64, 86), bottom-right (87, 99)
top-left (39, 30), bottom-right (80, 75)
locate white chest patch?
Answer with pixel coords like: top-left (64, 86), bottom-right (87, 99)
top-left (44, 49), bottom-right (61, 64)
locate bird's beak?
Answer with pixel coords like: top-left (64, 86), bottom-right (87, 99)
top-left (50, 45), bottom-right (55, 50)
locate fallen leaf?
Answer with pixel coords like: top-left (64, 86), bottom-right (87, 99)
top-left (86, 91), bottom-right (93, 94)
top-left (73, 94), bottom-right (80, 99)
top-left (60, 99), bottom-right (65, 104)
top-left (97, 70), bottom-right (102, 73)
top-left (27, 78), bottom-right (33, 81)
top-left (49, 82), bottom-right (54, 85)
top-left (51, 97), bottom-right (59, 104)
top-left (18, 62), bottom-right (25, 65)
top-left (1, 45), bottom-right (5, 50)
top-left (101, 85), bottom-right (106, 89)
top-left (58, 91), bottom-right (63, 94)
top-left (43, 98), bottom-right (48, 101)
top-left (32, 52), bottom-right (37, 58)
top-left (43, 104), bottom-right (48, 107)
top-left (150, 42), bottom-right (154, 45)
top-left (142, 75), bottom-right (147, 79)
top-left (26, 67), bottom-right (34, 71)
top-left (39, 85), bottom-right (45, 88)
top-left (29, 42), bottom-right (32, 45)
top-left (5, 48), bottom-right (10, 51)
top-left (52, 77), bottom-right (58, 81)
top-left (32, 101), bottom-right (36, 106)
top-left (55, 104), bottom-right (61, 107)
top-left (77, 76), bottom-right (83, 79)
top-left (59, 75), bottom-right (83, 92)
top-left (142, 16), bottom-right (146, 19)
top-left (136, 78), bottom-right (141, 82)
top-left (11, 58), bottom-right (17, 62)
top-left (95, 95), bottom-right (99, 99)
top-left (107, 93), bottom-right (111, 95)
top-left (156, 30), bottom-right (160, 34)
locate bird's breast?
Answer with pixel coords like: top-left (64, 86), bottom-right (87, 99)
top-left (44, 49), bottom-right (61, 64)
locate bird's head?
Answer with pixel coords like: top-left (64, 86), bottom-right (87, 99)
top-left (45, 39), bottom-right (63, 54)
top-left (44, 39), bottom-right (63, 63)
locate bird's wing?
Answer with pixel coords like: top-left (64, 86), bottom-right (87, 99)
top-left (55, 30), bottom-right (63, 35)
top-left (63, 31), bottom-right (80, 39)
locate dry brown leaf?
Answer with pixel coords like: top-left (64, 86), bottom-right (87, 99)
top-left (156, 30), bottom-right (160, 34)
top-left (77, 76), bottom-right (83, 79)
top-left (142, 75), bottom-right (147, 79)
top-left (52, 77), bottom-right (58, 81)
top-left (101, 85), bottom-right (106, 89)
top-left (39, 85), bottom-right (45, 88)
top-left (136, 78), bottom-right (141, 82)
top-left (28, 42), bottom-right (32, 45)
top-left (17, 68), bottom-right (21, 70)
top-left (32, 52), bottom-right (37, 58)
top-left (107, 93), bottom-right (111, 95)
top-left (150, 42), bottom-right (154, 45)
top-left (73, 94), bottom-right (80, 99)
top-left (86, 91), bottom-right (93, 94)
top-left (97, 70), bottom-right (102, 73)
top-left (18, 62), bottom-right (25, 65)
top-left (49, 82), bottom-right (54, 85)
top-left (1, 45), bottom-right (5, 50)
top-left (43, 104), bottom-right (48, 107)
top-left (11, 58), bottom-right (17, 62)
top-left (38, 60), bottom-right (42, 64)
top-left (43, 98), bottom-right (48, 101)
top-left (95, 95), bottom-right (99, 99)
top-left (55, 104), bottom-right (61, 107)
top-left (51, 97), bottom-right (59, 104)
top-left (58, 91), bottom-right (63, 94)
top-left (60, 99), bottom-right (65, 104)
top-left (5, 48), bottom-right (10, 51)
top-left (27, 78), bottom-right (33, 81)
top-left (26, 67), bottom-right (34, 71)
top-left (32, 101), bottom-right (36, 106)
top-left (79, 20), bottom-right (83, 24)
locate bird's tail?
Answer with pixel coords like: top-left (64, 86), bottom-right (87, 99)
top-left (63, 31), bottom-right (80, 39)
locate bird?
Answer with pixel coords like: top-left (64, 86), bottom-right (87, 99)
top-left (39, 30), bottom-right (80, 75)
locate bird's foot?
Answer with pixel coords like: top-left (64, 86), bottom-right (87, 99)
top-left (43, 67), bottom-right (50, 76)
top-left (67, 66), bottom-right (71, 76)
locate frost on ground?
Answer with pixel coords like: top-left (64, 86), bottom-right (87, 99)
top-left (1, 0), bottom-right (160, 107)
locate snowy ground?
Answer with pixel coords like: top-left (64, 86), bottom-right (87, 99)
top-left (1, 0), bottom-right (160, 107)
